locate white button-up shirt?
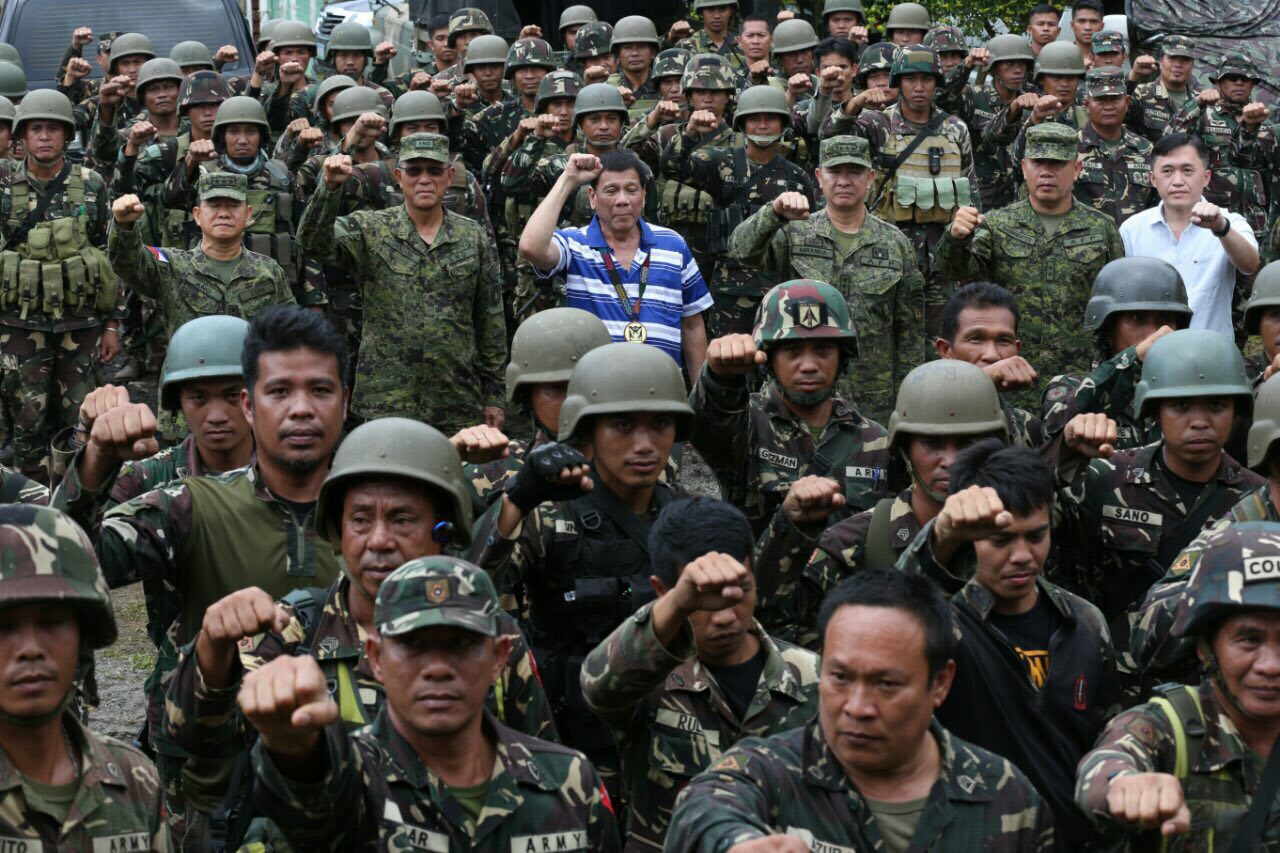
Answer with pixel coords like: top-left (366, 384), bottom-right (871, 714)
top-left (1119, 199), bottom-right (1256, 339)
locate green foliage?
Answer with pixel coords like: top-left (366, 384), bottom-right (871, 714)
top-left (854, 0), bottom-right (1041, 39)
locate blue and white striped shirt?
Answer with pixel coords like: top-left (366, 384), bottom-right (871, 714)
top-left (543, 216), bottom-right (712, 366)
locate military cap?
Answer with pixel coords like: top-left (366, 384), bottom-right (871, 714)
top-left (375, 556), bottom-right (500, 638)
top-left (820, 135), bottom-right (871, 169)
top-left (1023, 121), bottom-right (1079, 161)
top-left (198, 171), bottom-right (247, 202)
top-left (97, 32), bottom-right (124, 55)
top-left (1090, 30), bottom-right (1125, 55)
top-left (1213, 53), bottom-right (1261, 82)
top-left (1085, 67), bottom-right (1126, 98)
top-left (1160, 35), bottom-right (1195, 59)
top-left (398, 131), bottom-right (450, 164)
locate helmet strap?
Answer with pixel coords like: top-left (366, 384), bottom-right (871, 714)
top-left (1198, 635), bottom-right (1251, 718)
top-left (777, 378), bottom-right (835, 407)
top-left (902, 447), bottom-right (947, 505)
top-left (745, 132), bottom-right (783, 147)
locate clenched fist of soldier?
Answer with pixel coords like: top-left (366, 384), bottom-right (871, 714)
top-left (1104, 774), bottom-right (1192, 836)
top-left (782, 476), bottom-right (846, 525)
top-left (772, 191), bottom-right (810, 221)
top-left (112, 194), bottom-right (145, 224)
top-left (241, 655), bottom-right (340, 760)
top-left (950, 206), bottom-right (984, 239)
top-left (707, 333), bottom-right (767, 376)
top-left (196, 587), bottom-right (291, 688)
top-left (322, 154), bottom-right (354, 189)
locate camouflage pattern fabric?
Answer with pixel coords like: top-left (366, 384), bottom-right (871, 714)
top-left (1074, 124), bottom-right (1156, 226)
top-left (0, 464), bottom-right (49, 505)
top-left (106, 433), bottom-right (204, 507)
top-left (674, 29), bottom-right (747, 75)
top-left (1171, 99), bottom-right (1271, 240)
top-left (1040, 345), bottom-right (1159, 451)
top-left (1127, 79), bottom-right (1202, 143)
top-left (965, 82), bottom-right (1037, 210)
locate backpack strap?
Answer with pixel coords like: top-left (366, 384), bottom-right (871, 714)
top-left (281, 585), bottom-right (328, 655)
top-left (1150, 682), bottom-right (1207, 781)
top-left (862, 498), bottom-right (898, 571)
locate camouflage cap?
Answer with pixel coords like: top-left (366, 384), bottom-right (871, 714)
top-left (1160, 34), bottom-right (1195, 59)
top-left (198, 171), bottom-right (247, 202)
top-left (97, 32), bottom-right (124, 55)
top-left (1023, 121), bottom-right (1079, 161)
top-left (923, 25), bottom-right (966, 54)
top-left (1213, 53), bottom-right (1261, 82)
top-left (1171, 521), bottom-right (1280, 638)
top-left (375, 556), bottom-right (499, 638)
top-left (1090, 30), bottom-right (1125, 54)
top-left (398, 132), bottom-right (450, 164)
top-left (820, 134), bottom-right (871, 169)
top-left (1085, 67), bottom-right (1126, 98)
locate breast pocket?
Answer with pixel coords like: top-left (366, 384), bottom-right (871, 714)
top-left (790, 245), bottom-right (833, 281)
top-left (995, 228), bottom-right (1035, 260)
top-left (1062, 235), bottom-right (1110, 266)
top-left (647, 728), bottom-right (719, 780)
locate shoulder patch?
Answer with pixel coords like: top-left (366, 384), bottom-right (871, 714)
top-left (145, 246), bottom-right (170, 263)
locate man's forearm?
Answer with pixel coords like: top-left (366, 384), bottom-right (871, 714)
top-left (518, 172), bottom-right (577, 270)
top-left (1221, 224), bottom-right (1261, 274)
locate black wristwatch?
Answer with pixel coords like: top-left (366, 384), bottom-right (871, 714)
top-left (1212, 219), bottom-right (1232, 238)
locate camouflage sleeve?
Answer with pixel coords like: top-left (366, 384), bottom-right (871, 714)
top-left (0, 467), bottom-right (49, 505)
top-left (367, 61), bottom-right (389, 86)
top-left (130, 142), bottom-right (172, 198)
top-left (485, 128), bottom-right (527, 183)
top-left (90, 109), bottom-right (122, 168)
top-left (621, 116), bottom-right (661, 169)
top-left (161, 157), bottom-right (198, 212)
top-left (1164, 101), bottom-right (1202, 137)
top-left (501, 136), bottom-right (549, 194)
top-left (1105, 220), bottom-right (1124, 262)
top-left (56, 43), bottom-right (80, 86)
top-left (895, 518), bottom-right (973, 596)
top-left (936, 67), bottom-right (971, 122)
top-left (573, 750), bottom-right (622, 852)
top-left (107, 221), bottom-right (165, 300)
top-left (472, 229), bottom-right (508, 409)
top-left (97, 483), bottom-right (196, 595)
top-left (753, 507), bottom-right (822, 601)
top-left (933, 218), bottom-right (994, 282)
top-left (658, 131), bottom-right (726, 198)
top-left (285, 89), bottom-right (312, 126)
top-left (85, 170), bottom-right (113, 251)
top-left (495, 619), bottom-right (560, 742)
top-left (726, 203), bottom-right (789, 274)
top-left (1131, 538), bottom-right (1208, 680)
top-left (1074, 701), bottom-right (1177, 826)
top-left (296, 183), bottom-right (366, 275)
top-left (1040, 347), bottom-right (1141, 438)
top-left (49, 448), bottom-right (121, 536)
top-left (665, 739), bottom-right (783, 851)
top-left (982, 101), bottom-right (1025, 148)
top-left (688, 365), bottom-right (752, 484)
top-left (580, 601), bottom-right (693, 731)
top-left (469, 506), bottom-right (551, 606)
top-left (1228, 117), bottom-right (1276, 171)
top-left (894, 230), bottom-right (927, 369)
top-left (112, 150), bottom-right (139, 198)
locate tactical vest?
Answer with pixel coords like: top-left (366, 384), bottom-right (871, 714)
top-left (159, 135), bottom-right (195, 248)
top-left (659, 176), bottom-right (714, 227)
top-left (873, 116), bottom-right (971, 225)
top-left (0, 165), bottom-right (118, 320)
top-left (242, 160), bottom-right (297, 275)
top-left (707, 147), bottom-right (810, 258)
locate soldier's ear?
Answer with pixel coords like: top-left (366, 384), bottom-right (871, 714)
top-left (366, 634), bottom-right (384, 681)
top-left (931, 658), bottom-right (957, 707)
top-left (650, 575), bottom-right (669, 597)
top-left (490, 635), bottom-right (512, 683)
top-left (933, 336), bottom-right (952, 359)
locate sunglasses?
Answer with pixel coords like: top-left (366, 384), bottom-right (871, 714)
top-left (401, 163), bottom-right (449, 178)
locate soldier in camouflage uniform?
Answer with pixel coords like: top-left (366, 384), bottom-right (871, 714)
top-left (1040, 256), bottom-right (1192, 450)
top-left (570, 21), bottom-right (615, 80)
top-left (607, 16), bottom-right (662, 115)
top-left (690, 280), bottom-right (891, 539)
top-left (1127, 35), bottom-right (1200, 143)
top-left (368, 9), bottom-right (457, 95)
top-left (1242, 259), bottom-right (1280, 382)
top-left (955, 35), bottom-right (1038, 210)
top-left (729, 136), bottom-right (925, 424)
top-left (431, 7), bottom-right (497, 85)
top-left (66, 33), bottom-right (152, 156)
top-left (580, 497), bottom-right (820, 850)
top-left (261, 21), bottom-right (321, 134)
top-left (665, 567), bottom-right (1056, 851)
top-left (661, 85), bottom-right (816, 338)
top-left (985, 41), bottom-right (1088, 172)
top-left (56, 28), bottom-right (118, 105)
top-left (282, 23), bottom-right (393, 131)
top-left (91, 57), bottom-right (184, 177)
top-left (936, 121), bottom-right (1124, 389)
top-left (453, 34), bottom-right (512, 117)
top-left (621, 48), bottom-right (692, 173)
top-left (0, 504), bottom-right (169, 850)
top-left (1077, 521), bottom-right (1280, 850)
top-left (1075, 67), bottom-right (1156, 226)
top-left (675, 0), bottom-right (747, 75)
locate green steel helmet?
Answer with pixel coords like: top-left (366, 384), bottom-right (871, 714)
top-left (575, 21), bottom-right (613, 59)
top-left (611, 16), bottom-right (661, 48)
top-left (0, 43), bottom-right (22, 68)
top-left (1245, 260), bottom-right (1280, 334)
top-left (682, 53), bottom-right (736, 90)
top-left (856, 42), bottom-right (898, 85)
top-left (1083, 257), bottom-right (1193, 333)
top-left (536, 70), bottom-right (582, 112)
top-left (506, 307), bottom-right (613, 403)
top-left (822, 0), bottom-right (866, 22)
top-left (733, 84), bottom-right (791, 124)
top-left (448, 8), bottom-right (494, 44)
top-left (504, 37), bottom-right (555, 74)
top-left (314, 74), bottom-right (358, 115)
top-left (885, 2), bottom-right (932, 32)
top-left (890, 44), bottom-right (942, 86)
top-left (213, 95), bottom-right (270, 143)
top-left (1133, 329), bottom-right (1253, 420)
top-left (136, 58), bottom-right (184, 98)
top-left (888, 360), bottom-right (1009, 447)
top-left (327, 21), bottom-right (374, 55)
top-left (257, 18), bottom-right (281, 50)
top-left (170, 40), bottom-right (215, 70)
top-left (0, 505), bottom-right (117, 649)
top-left (654, 48), bottom-right (692, 80)
top-left (558, 342), bottom-right (696, 442)
top-left (0, 96), bottom-right (15, 126)
top-left (1248, 376), bottom-right (1280, 469)
top-left (985, 33), bottom-right (1035, 66)
top-left (465, 34), bottom-right (510, 68)
top-left (0, 62), bottom-right (27, 100)
top-left (924, 25), bottom-right (966, 53)
top-left (270, 20), bottom-right (317, 51)
top-left (1214, 53), bottom-right (1262, 83)
top-left (390, 90), bottom-right (446, 137)
top-left (330, 86), bottom-right (388, 126)
top-left (317, 418), bottom-right (474, 549)
top-left (772, 19), bottom-right (820, 54)
top-left (375, 556), bottom-right (500, 639)
top-left (574, 82), bottom-right (628, 122)
top-left (13, 89), bottom-right (72, 136)
top-left (1035, 41), bottom-right (1086, 78)
top-left (178, 71), bottom-right (233, 113)
top-left (694, 0), bottom-right (738, 8)
top-left (159, 315), bottom-right (249, 411)
top-left (1171, 521), bottom-right (1280, 639)
top-left (560, 5), bottom-right (598, 31)
top-left (753, 280), bottom-right (858, 355)
top-left (109, 32), bottom-right (156, 72)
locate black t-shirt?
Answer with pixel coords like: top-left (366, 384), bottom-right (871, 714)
top-left (987, 594), bottom-right (1058, 689)
top-left (1157, 453), bottom-right (1211, 514)
top-left (272, 493), bottom-right (317, 522)
top-left (706, 645), bottom-right (767, 721)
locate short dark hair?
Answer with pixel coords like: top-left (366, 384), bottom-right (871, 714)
top-left (241, 305), bottom-right (350, 393)
top-left (741, 14), bottom-right (772, 30)
top-left (940, 281), bottom-right (1021, 342)
top-left (817, 569), bottom-right (955, 678)
top-left (1028, 3), bottom-right (1060, 20)
top-left (649, 497), bottom-right (754, 587)
top-left (950, 439), bottom-right (1055, 517)
top-left (815, 37), bottom-right (858, 66)
top-left (1071, 0), bottom-right (1103, 15)
top-left (1153, 132), bottom-right (1210, 168)
top-left (426, 14), bottom-right (450, 34)
top-left (594, 148), bottom-right (652, 187)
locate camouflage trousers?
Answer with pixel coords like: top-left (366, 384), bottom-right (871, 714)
top-left (904, 221), bottom-right (951, 338)
top-left (123, 291), bottom-right (168, 378)
top-left (160, 750), bottom-right (211, 852)
top-left (0, 325), bottom-right (100, 483)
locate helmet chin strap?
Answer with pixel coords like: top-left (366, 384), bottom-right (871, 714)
top-left (902, 448), bottom-right (948, 505)
top-left (1198, 635), bottom-right (1251, 719)
top-left (532, 413), bottom-right (557, 439)
top-left (778, 379), bottom-right (835, 407)
top-left (746, 132), bottom-right (783, 147)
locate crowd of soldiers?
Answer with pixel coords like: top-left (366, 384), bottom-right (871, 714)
top-left (2, 0), bottom-right (1280, 849)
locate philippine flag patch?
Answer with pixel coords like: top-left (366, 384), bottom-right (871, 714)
top-left (145, 246), bottom-right (170, 263)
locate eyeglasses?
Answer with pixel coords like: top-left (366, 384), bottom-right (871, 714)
top-left (401, 163), bottom-right (449, 178)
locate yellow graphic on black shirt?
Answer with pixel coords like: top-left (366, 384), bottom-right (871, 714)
top-left (1013, 646), bottom-right (1049, 688)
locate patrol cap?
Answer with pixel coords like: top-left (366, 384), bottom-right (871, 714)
top-left (1023, 121), bottom-right (1078, 161)
top-left (1085, 67), bottom-right (1126, 98)
top-left (1213, 54), bottom-right (1261, 83)
top-left (375, 556), bottom-right (500, 638)
top-left (397, 132), bottom-right (450, 165)
top-left (1171, 521), bottom-right (1280, 638)
top-left (97, 32), bottom-right (123, 55)
top-left (1160, 35), bottom-right (1195, 59)
top-left (198, 171), bottom-right (247, 202)
top-left (820, 134), bottom-right (871, 169)
top-left (1090, 30), bottom-right (1125, 55)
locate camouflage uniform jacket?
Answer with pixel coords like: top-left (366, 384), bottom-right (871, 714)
top-left (284, 77), bottom-right (394, 127)
top-left (728, 203), bottom-right (926, 424)
top-left (251, 710), bottom-right (620, 851)
top-left (675, 30), bottom-right (747, 74)
top-left (1170, 99), bottom-right (1271, 238)
top-left (1074, 123), bottom-right (1156, 226)
top-left (461, 95), bottom-right (529, 179)
top-left (0, 465), bottom-right (50, 505)
top-left (0, 712), bottom-right (170, 851)
top-left (468, 432), bottom-right (545, 506)
top-left (579, 601), bottom-right (820, 851)
top-left (113, 131), bottom-right (193, 215)
top-left (91, 108), bottom-right (187, 174)
top-left (665, 716), bottom-right (1055, 852)
top-left (108, 433), bottom-right (205, 508)
top-left (297, 183), bottom-right (507, 431)
top-left (70, 96), bottom-right (143, 164)
top-left (934, 198), bottom-right (1124, 388)
top-left (56, 45), bottom-right (100, 103)
top-left (107, 221), bottom-right (295, 337)
top-left (1075, 677), bottom-right (1280, 851)
top-left (502, 136), bottom-right (659, 228)
top-left (1245, 349), bottom-right (1269, 385)
top-left (966, 81), bottom-right (1037, 210)
top-left (1127, 79), bottom-right (1201, 143)
top-left (1040, 345), bottom-right (1157, 450)
top-left (689, 371), bottom-right (892, 532)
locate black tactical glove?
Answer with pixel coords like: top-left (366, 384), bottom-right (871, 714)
top-left (503, 442), bottom-right (590, 513)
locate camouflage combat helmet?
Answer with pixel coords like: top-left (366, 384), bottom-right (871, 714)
top-left (1171, 521), bottom-right (1280, 638)
top-left (257, 19), bottom-right (281, 51)
top-left (135, 58), bottom-right (184, 98)
top-left (317, 418), bottom-right (475, 548)
top-left (179, 71), bottom-right (233, 114)
top-left (822, 0), bottom-right (866, 23)
top-left (1213, 54), bottom-right (1262, 83)
top-left (1245, 261), bottom-right (1280, 334)
top-left (754, 280), bottom-right (858, 355)
top-left (575, 22), bottom-right (613, 60)
top-left (212, 96), bottom-right (271, 141)
top-left (536, 70), bottom-right (582, 111)
top-left (574, 83), bottom-right (628, 124)
top-left (506, 307), bottom-right (613, 403)
top-left (0, 96), bottom-right (15, 126)
top-left (654, 48), bottom-right (692, 81)
top-left (1083, 257), bottom-right (1193, 333)
top-left (448, 8), bottom-right (494, 45)
top-left (109, 32), bottom-right (156, 72)
top-left (375, 557), bottom-right (500, 638)
top-left (683, 54), bottom-right (736, 90)
top-left (13, 90), bottom-right (73, 136)
top-left (0, 505), bottom-right (117, 649)
top-left (888, 360), bottom-right (1009, 447)
top-left (1248, 375), bottom-right (1280, 469)
top-left (270, 20), bottom-right (317, 51)
top-left (856, 42), bottom-right (898, 85)
top-left (612, 16), bottom-right (661, 48)
top-left (0, 62), bottom-right (27, 101)
top-left (558, 342), bottom-right (696, 441)
top-left (330, 86), bottom-right (388, 126)
top-left (985, 33), bottom-right (1035, 66)
top-left (159, 315), bottom-right (249, 411)
top-left (885, 2), bottom-right (932, 32)
top-left (924, 25), bottom-right (966, 54)
top-left (694, 0), bottom-right (738, 8)
top-left (328, 21), bottom-right (374, 55)
top-left (505, 37), bottom-right (556, 74)
top-left (772, 19), bottom-right (820, 54)
top-left (559, 5), bottom-right (598, 31)
top-left (170, 40), bottom-right (215, 70)
top-left (465, 34), bottom-right (510, 69)
top-left (1133, 329), bottom-right (1253, 419)
top-left (315, 74), bottom-right (358, 116)
top-left (734, 84), bottom-right (791, 126)
top-left (390, 90), bottom-right (446, 138)
top-left (890, 45), bottom-right (942, 86)
top-left (1035, 41), bottom-right (1086, 78)
top-left (0, 43), bottom-right (22, 68)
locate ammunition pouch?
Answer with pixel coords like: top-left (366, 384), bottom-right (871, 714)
top-left (3, 216), bottom-right (116, 319)
top-left (706, 203), bottom-right (747, 256)
top-left (659, 178), bottom-right (713, 227)
top-left (876, 173), bottom-right (971, 224)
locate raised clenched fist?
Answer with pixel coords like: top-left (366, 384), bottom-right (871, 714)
top-left (322, 154), bottom-right (354, 189)
top-left (112, 194), bottom-right (145, 224)
top-left (950, 205), bottom-right (984, 239)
